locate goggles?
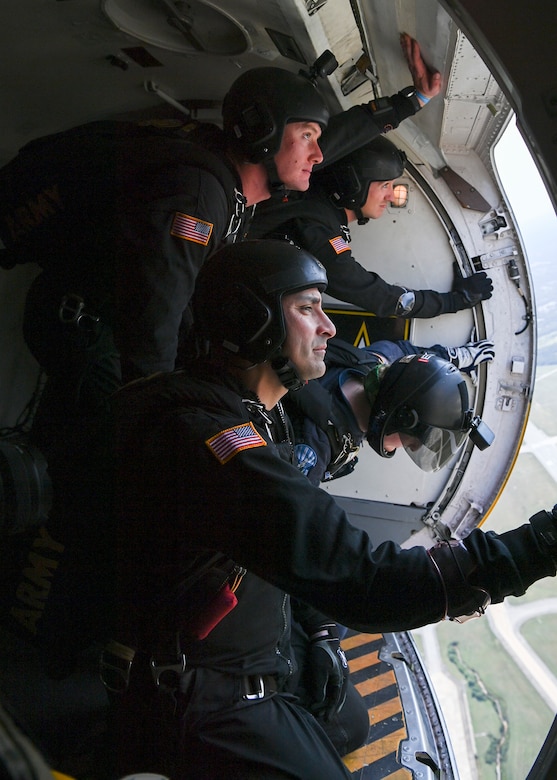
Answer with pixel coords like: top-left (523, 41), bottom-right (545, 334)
top-left (398, 425), bottom-right (468, 472)
top-left (386, 411), bottom-right (494, 472)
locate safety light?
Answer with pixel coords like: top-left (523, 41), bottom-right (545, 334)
top-left (390, 183), bottom-right (409, 208)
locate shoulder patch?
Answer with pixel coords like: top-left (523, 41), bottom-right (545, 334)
top-left (170, 212), bottom-right (213, 246)
top-left (206, 422), bottom-right (266, 464)
top-left (329, 235), bottom-right (350, 254)
top-left (294, 443), bottom-right (318, 476)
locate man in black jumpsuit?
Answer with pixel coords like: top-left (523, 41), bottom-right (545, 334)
top-left (107, 240), bottom-right (557, 780)
top-left (249, 134), bottom-right (493, 318)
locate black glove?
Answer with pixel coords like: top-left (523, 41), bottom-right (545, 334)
top-left (452, 263), bottom-right (493, 307)
top-left (306, 623), bottom-right (349, 721)
top-left (529, 505), bottom-right (557, 565)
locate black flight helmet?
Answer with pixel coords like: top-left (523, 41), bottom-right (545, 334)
top-left (365, 352), bottom-right (493, 472)
top-left (193, 240), bottom-right (328, 385)
top-left (315, 135), bottom-right (406, 223)
top-left (222, 67), bottom-right (329, 189)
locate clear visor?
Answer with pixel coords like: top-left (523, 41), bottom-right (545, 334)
top-left (399, 426), bottom-right (468, 472)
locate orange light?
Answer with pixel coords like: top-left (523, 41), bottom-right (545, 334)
top-left (390, 183), bottom-right (409, 208)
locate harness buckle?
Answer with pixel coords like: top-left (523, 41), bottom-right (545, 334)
top-left (58, 293), bottom-right (100, 328)
top-left (241, 674), bottom-right (279, 701)
top-left (242, 674), bottom-right (266, 700)
top-left (150, 652), bottom-right (187, 691)
top-left (99, 640), bottom-right (136, 694)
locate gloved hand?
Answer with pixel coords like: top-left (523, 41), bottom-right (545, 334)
top-left (452, 263), bottom-right (493, 307)
top-left (306, 623), bottom-right (349, 721)
top-left (446, 339), bottom-right (495, 375)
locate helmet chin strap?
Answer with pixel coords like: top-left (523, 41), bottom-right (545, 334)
top-left (355, 206), bottom-right (369, 226)
top-left (271, 355), bottom-right (306, 391)
top-left (264, 158), bottom-right (290, 199)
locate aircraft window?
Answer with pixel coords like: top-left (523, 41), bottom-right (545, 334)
top-left (390, 183), bottom-right (409, 208)
top-left (413, 117), bottom-right (557, 780)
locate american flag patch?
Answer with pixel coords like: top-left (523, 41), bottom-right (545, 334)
top-left (170, 212), bottom-right (213, 246)
top-left (329, 235), bottom-right (350, 254)
top-left (206, 422), bottom-right (266, 464)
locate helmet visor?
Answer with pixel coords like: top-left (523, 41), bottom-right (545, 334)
top-left (400, 425), bottom-right (468, 472)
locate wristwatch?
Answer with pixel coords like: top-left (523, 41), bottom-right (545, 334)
top-left (399, 86), bottom-right (421, 113)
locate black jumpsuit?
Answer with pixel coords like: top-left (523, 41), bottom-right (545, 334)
top-left (249, 185), bottom-right (471, 318)
top-left (108, 362), bottom-right (556, 779)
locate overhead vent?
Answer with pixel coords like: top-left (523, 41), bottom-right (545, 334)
top-left (102, 0), bottom-right (249, 55)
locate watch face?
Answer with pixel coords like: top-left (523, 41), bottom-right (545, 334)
top-left (400, 87), bottom-right (420, 110)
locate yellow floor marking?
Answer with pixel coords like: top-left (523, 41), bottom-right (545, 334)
top-left (343, 727), bottom-right (408, 772)
top-left (341, 633), bottom-right (412, 777)
top-left (355, 668), bottom-right (397, 696)
top-left (384, 769), bottom-right (413, 779)
top-left (367, 696), bottom-right (403, 725)
top-left (342, 632), bottom-right (383, 651)
top-left (348, 650), bottom-right (381, 673)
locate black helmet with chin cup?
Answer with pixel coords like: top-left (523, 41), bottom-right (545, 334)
top-left (365, 352), bottom-right (475, 472)
top-left (193, 240), bottom-right (328, 365)
top-left (222, 67), bottom-right (329, 164)
top-left (314, 135), bottom-right (406, 212)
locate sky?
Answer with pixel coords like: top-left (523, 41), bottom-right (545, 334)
top-left (494, 120), bottom-right (557, 276)
top-left (494, 119), bottom-right (557, 370)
